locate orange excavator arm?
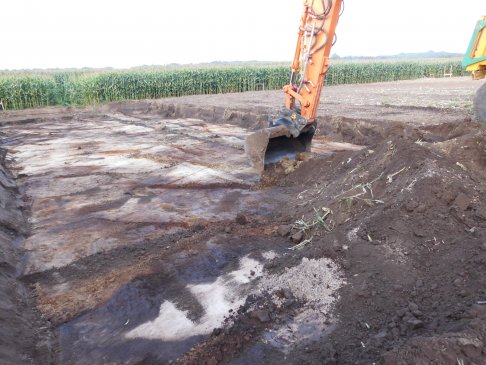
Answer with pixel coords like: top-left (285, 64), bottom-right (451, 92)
top-left (245, 0), bottom-right (343, 171)
top-left (286, 0), bottom-right (343, 122)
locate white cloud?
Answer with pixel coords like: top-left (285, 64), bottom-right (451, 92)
top-left (0, 0), bottom-right (484, 69)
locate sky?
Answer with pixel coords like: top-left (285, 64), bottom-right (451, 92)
top-left (0, 0), bottom-right (484, 70)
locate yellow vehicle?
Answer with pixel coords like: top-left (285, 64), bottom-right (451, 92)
top-left (464, 16), bottom-right (486, 80)
top-left (463, 16), bottom-right (486, 123)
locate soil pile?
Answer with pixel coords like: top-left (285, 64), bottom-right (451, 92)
top-left (267, 118), bottom-right (486, 364)
top-left (174, 117), bottom-right (486, 364)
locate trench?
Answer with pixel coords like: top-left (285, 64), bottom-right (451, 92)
top-left (0, 102), bottom-right (358, 364)
top-left (1, 79), bottom-right (485, 365)
top-left (2, 89), bottom-right (485, 365)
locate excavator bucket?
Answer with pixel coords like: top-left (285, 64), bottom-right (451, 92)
top-left (244, 123), bottom-right (315, 172)
top-left (243, 0), bottom-right (343, 172)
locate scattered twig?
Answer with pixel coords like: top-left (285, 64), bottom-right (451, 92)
top-left (292, 207), bottom-right (334, 234)
top-left (348, 166), bottom-right (359, 175)
top-left (456, 162), bottom-right (467, 171)
top-left (288, 237), bottom-right (313, 251)
top-left (338, 172), bottom-right (384, 199)
top-left (297, 189), bottom-right (308, 200)
top-left (387, 141), bottom-right (397, 156)
top-left (387, 167), bottom-right (407, 184)
top-left (293, 217), bottom-right (314, 233)
top-left (313, 207), bottom-right (334, 232)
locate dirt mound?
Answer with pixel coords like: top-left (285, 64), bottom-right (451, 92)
top-left (175, 118), bottom-right (486, 364)
top-left (259, 119), bottom-right (486, 364)
top-left (382, 304), bottom-right (486, 365)
top-left (173, 292), bottom-right (303, 365)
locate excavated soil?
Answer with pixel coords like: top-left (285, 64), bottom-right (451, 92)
top-left (0, 77), bottom-right (485, 365)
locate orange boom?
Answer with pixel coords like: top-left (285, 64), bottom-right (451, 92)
top-left (245, 0), bottom-right (343, 172)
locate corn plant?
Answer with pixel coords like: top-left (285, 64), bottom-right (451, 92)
top-left (0, 60), bottom-right (467, 110)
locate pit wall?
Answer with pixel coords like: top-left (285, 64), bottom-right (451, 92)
top-left (0, 148), bottom-right (48, 364)
top-left (101, 101), bottom-right (270, 130)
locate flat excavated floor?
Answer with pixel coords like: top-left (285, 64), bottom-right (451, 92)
top-left (1, 105), bottom-right (357, 363)
top-left (9, 114), bottom-right (262, 273)
top-left (5, 111), bottom-right (360, 275)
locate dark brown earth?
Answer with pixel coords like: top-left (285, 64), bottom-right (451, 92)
top-left (0, 77), bottom-right (485, 365)
top-left (270, 120), bottom-right (486, 365)
top-left (0, 148), bottom-right (53, 365)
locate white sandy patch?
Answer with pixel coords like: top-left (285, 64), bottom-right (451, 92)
top-left (125, 255), bottom-right (263, 341)
top-left (261, 250), bottom-right (278, 260)
top-left (258, 257), bottom-right (345, 352)
top-left (105, 122), bottom-right (154, 134)
top-left (125, 255), bottom-right (344, 345)
top-left (346, 226), bottom-right (360, 242)
top-left (229, 255), bottom-right (263, 284)
top-left (263, 307), bottom-right (336, 352)
top-left (259, 257), bottom-right (344, 308)
top-left (163, 163), bottom-right (243, 185)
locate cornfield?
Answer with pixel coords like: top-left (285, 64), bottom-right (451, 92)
top-left (0, 60), bottom-right (468, 110)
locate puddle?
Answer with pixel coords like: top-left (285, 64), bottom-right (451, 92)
top-left (125, 255), bottom-right (263, 342)
top-left (59, 240), bottom-right (271, 364)
top-left (58, 242), bottom-right (344, 364)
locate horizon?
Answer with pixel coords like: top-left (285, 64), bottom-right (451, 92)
top-left (0, 51), bottom-right (466, 73)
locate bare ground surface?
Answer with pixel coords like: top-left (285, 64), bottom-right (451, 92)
top-left (1, 77), bottom-right (486, 365)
